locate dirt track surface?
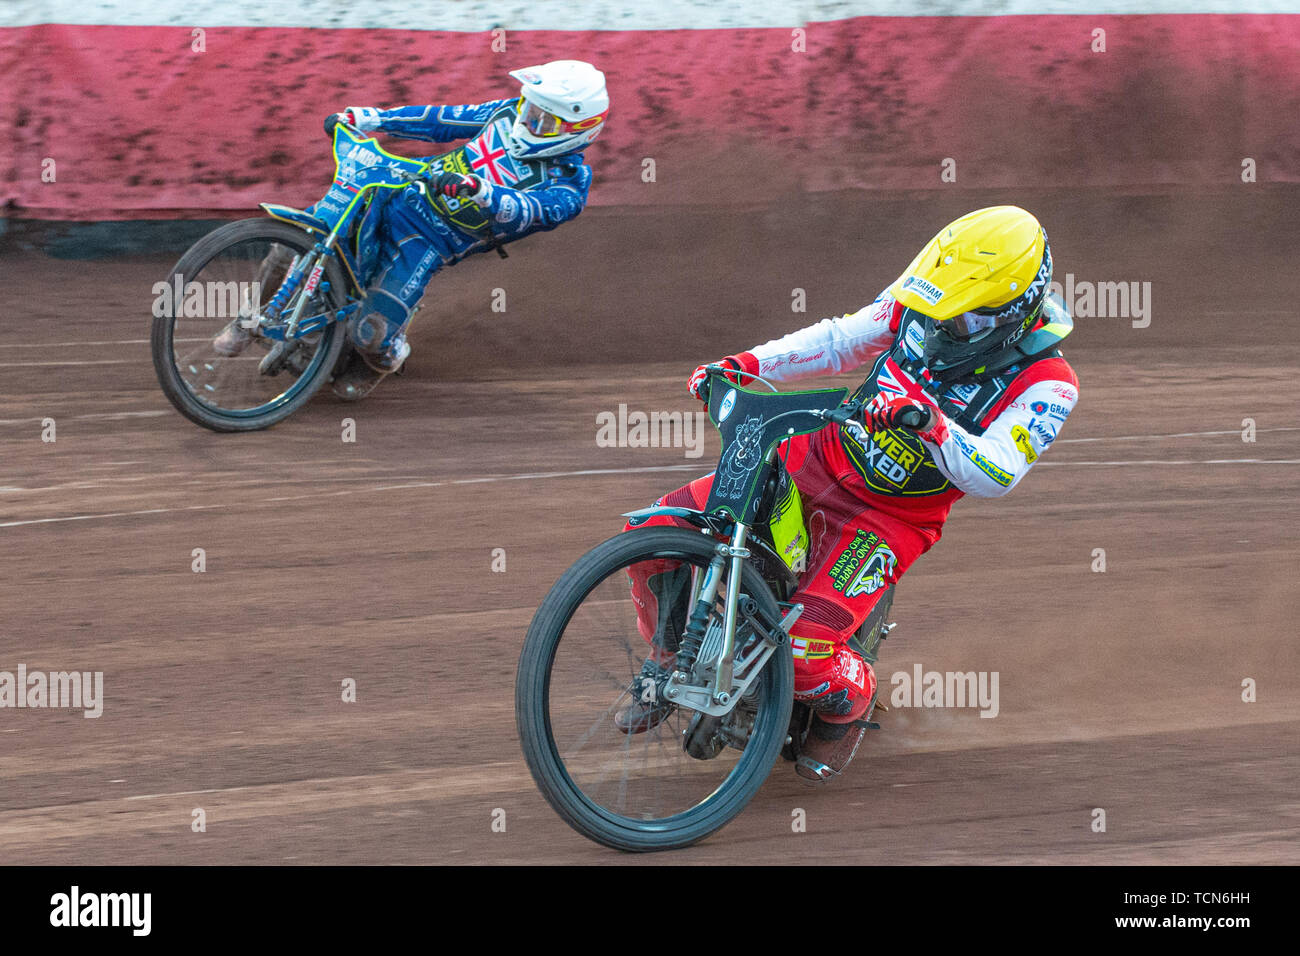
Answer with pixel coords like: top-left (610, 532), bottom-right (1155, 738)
top-left (2, 188), bottom-right (1299, 864)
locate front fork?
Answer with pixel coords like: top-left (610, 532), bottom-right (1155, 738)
top-left (249, 220), bottom-right (350, 343)
top-left (664, 443), bottom-right (801, 715)
top-left (284, 221), bottom-right (344, 338)
top-left (714, 520), bottom-right (751, 704)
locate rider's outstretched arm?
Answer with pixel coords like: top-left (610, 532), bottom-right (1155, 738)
top-left (343, 99), bottom-right (516, 142)
top-left (918, 362), bottom-right (1080, 498)
top-left (462, 158), bottom-right (594, 237)
top-left (747, 293), bottom-right (901, 384)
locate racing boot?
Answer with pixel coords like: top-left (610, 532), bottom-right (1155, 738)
top-left (332, 333), bottom-right (411, 402)
top-left (795, 713), bottom-right (875, 784)
top-left (792, 643), bottom-right (878, 784)
top-left (212, 319), bottom-right (254, 356)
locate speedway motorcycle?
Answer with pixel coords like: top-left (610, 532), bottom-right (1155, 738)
top-left (516, 368), bottom-right (910, 851)
top-left (150, 123), bottom-right (429, 431)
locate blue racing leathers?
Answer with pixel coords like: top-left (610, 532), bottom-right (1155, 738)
top-left (334, 98), bottom-right (593, 355)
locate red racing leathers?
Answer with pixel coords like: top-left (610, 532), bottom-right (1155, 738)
top-left (626, 289), bottom-right (1080, 723)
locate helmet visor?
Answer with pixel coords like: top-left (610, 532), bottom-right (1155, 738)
top-left (517, 96), bottom-right (607, 138)
top-left (941, 298), bottom-right (1045, 340)
top-left (518, 97), bottom-right (566, 136)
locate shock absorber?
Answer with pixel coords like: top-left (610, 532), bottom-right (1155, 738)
top-left (674, 598), bottom-right (714, 673)
top-left (263, 263), bottom-right (304, 320)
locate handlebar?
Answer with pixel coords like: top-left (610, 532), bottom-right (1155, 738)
top-left (706, 367), bottom-right (928, 431)
top-left (815, 399), bottom-right (925, 431)
top-left (818, 403), bottom-right (862, 426)
top-left (816, 403), bottom-right (930, 429)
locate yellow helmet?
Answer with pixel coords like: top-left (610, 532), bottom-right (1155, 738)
top-left (890, 206), bottom-right (1054, 379)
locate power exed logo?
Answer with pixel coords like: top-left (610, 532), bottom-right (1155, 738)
top-left (49, 886), bottom-right (151, 937)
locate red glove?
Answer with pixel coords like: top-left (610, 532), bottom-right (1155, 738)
top-left (687, 352), bottom-right (759, 403)
top-left (863, 391), bottom-right (949, 444)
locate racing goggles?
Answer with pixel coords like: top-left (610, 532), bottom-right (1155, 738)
top-left (516, 96), bottom-right (605, 137)
top-left (941, 298), bottom-right (1045, 340)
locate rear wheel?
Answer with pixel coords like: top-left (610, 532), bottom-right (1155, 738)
top-left (151, 218), bottom-right (350, 432)
top-left (516, 527), bottom-right (794, 851)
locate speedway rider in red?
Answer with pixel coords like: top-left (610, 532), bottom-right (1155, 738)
top-left (624, 206), bottom-right (1080, 784)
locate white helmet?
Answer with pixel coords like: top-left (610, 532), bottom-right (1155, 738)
top-left (507, 60), bottom-right (609, 160)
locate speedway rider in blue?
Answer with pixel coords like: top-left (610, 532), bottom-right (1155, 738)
top-left (215, 60), bottom-right (608, 400)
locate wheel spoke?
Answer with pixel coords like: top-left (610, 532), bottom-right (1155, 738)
top-left (519, 528), bottom-right (794, 849)
top-left (153, 222), bottom-right (347, 430)
top-left (547, 554), bottom-right (748, 819)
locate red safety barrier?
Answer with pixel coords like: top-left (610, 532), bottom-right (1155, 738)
top-left (3, 15), bottom-right (1298, 219)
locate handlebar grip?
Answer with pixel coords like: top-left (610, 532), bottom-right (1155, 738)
top-left (895, 407), bottom-right (927, 430)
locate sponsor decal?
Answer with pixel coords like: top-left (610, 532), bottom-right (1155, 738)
top-left (1051, 384), bottom-right (1077, 401)
top-left (953, 433), bottom-right (1014, 487)
top-left (860, 428), bottom-right (925, 487)
top-left (759, 350), bottom-right (827, 374)
top-left (984, 244), bottom-right (1053, 322)
top-left (400, 248), bottom-right (439, 299)
top-left (343, 144), bottom-right (381, 168)
top-left (828, 529), bottom-right (897, 598)
top-left (902, 321), bottom-right (925, 358)
top-left (782, 531), bottom-right (808, 565)
top-left (944, 382), bottom-right (979, 408)
top-left (790, 351), bottom-right (826, 365)
top-left (718, 388), bottom-right (737, 422)
top-left (494, 194), bottom-right (518, 223)
top-left (901, 274), bottom-right (944, 306)
top-left (1030, 417), bottom-right (1057, 442)
top-left (302, 260), bottom-right (325, 295)
top-left (794, 681), bottom-right (832, 702)
top-left (1028, 417), bottom-right (1058, 445)
top-left (844, 383), bottom-right (948, 496)
top-left (1031, 400), bottom-right (1049, 415)
top-left (1011, 425), bottom-right (1038, 464)
top-left (791, 636), bottom-right (837, 660)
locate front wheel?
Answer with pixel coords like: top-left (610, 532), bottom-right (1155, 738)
top-left (516, 526), bottom-right (794, 851)
top-left (151, 218), bottom-right (350, 432)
